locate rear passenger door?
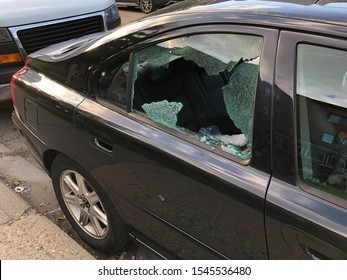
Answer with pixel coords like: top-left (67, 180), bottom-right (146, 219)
top-left (76, 25), bottom-right (278, 259)
top-left (266, 31), bottom-right (347, 259)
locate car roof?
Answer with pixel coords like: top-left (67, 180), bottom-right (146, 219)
top-left (151, 0), bottom-right (347, 28)
top-left (34, 0), bottom-right (347, 62)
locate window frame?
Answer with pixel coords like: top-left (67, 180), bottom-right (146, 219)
top-left (91, 55), bottom-right (132, 113)
top-left (90, 24), bottom-right (277, 170)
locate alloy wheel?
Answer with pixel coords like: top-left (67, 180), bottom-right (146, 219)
top-left (59, 170), bottom-right (108, 239)
top-left (140, 0), bottom-right (155, 13)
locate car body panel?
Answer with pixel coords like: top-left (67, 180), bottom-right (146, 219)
top-left (75, 97), bottom-right (270, 259)
top-left (266, 178), bottom-right (347, 259)
top-left (11, 0), bottom-right (347, 259)
top-left (12, 66), bottom-right (88, 172)
top-left (265, 29), bottom-right (347, 259)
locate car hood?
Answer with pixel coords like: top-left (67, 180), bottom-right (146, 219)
top-left (0, 0), bottom-right (114, 27)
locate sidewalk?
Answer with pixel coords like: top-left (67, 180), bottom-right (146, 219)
top-left (0, 143), bottom-right (94, 260)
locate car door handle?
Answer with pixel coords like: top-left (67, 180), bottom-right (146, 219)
top-left (94, 137), bottom-right (113, 153)
top-left (304, 246), bottom-right (329, 260)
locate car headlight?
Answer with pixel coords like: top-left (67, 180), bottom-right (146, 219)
top-left (0, 28), bottom-right (23, 65)
top-left (0, 28), bottom-right (12, 43)
top-left (104, 3), bottom-right (121, 30)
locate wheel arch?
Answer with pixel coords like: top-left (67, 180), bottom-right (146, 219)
top-left (43, 150), bottom-right (86, 177)
top-left (43, 149), bottom-right (61, 175)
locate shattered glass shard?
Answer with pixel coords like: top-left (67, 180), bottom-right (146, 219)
top-left (142, 100), bottom-right (183, 129)
top-left (216, 134), bottom-right (248, 147)
top-left (221, 144), bottom-right (252, 160)
top-left (198, 128), bottom-right (251, 160)
top-left (136, 45), bottom-right (172, 67)
top-left (199, 135), bottom-right (252, 159)
top-left (223, 63), bottom-right (259, 143)
top-left (198, 126), bottom-right (248, 147)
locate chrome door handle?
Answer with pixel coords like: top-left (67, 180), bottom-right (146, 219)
top-left (94, 137), bottom-right (113, 153)
top-left (304, 247), bottom-right (329, 260)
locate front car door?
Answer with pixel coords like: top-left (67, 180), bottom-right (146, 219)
top-left (75, 24), bottom-right (278, 259)
top-left (266, 31), bottom-right (347, 259)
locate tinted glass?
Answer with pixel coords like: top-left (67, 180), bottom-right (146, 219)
top-left (297, 44), bottom-right (347, 203)
top-left (95, 61), bottom-right (129, 108)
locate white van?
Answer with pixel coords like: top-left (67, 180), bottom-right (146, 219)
top-left (0, 0), bottom-right (120, 106)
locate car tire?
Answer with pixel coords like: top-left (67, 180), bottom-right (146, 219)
top-left (51, 154), bottom-right (129, 253)
top-left (140, 0), bottom-right (156, 13)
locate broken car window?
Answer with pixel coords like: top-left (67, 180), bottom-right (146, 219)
top-left (132, 33), bottom-right (263, 160)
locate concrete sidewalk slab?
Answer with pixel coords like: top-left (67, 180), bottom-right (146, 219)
top-left (0, 142), bottom-right (50, 183)
top-left (0, 143), bottom-right (95, 259)
top-left (0, 142), bottom-right (59, 215)
top-left (0, 180), bottom-right (94, 259)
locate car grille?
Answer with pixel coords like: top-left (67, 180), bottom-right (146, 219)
top-left (17, 16), bottom-right (104, 55)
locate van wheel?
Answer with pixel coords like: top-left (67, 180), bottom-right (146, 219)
top-left (51, 154), bottom-right (129, 253)
top-left (140, 0), bottom-right (156, 13)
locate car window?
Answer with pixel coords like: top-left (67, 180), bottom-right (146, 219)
top-left (131, 33), bottom-right (263, 160)
top-left (296, 44), bottom-right (347, 204)
top-left (95, 60), bottom-right (129, 108)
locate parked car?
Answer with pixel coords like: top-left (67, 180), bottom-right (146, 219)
top-left (117, 0), bottom-right (184, 13)
top-left (0, 0), bottom-right (121, 108)
top-left (11, 0), bottom-right (347, 259)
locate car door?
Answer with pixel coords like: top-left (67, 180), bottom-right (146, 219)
top-left (75, 24), bottom-right (278, 259)
top-left (266, 31), bottom-right (347, 259)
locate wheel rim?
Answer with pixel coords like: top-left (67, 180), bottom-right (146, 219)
top-left (141, 0), bottom-right (152, 13)
top-left (60, 170), bottom-right (108, 239)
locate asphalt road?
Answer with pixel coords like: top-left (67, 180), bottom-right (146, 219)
top-left (118, 7), bottom-right (144, 25)
top-left (0, 8), bottom-right (146, 260)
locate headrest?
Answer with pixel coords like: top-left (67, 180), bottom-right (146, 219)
top-left (140, 63), bottom-right (171, 83)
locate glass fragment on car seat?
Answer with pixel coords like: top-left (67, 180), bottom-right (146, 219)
top-left (217, 134), bottom-right (248, 146)
top-left (198, 125), bottom-right (251, 159)
top-left (198, 135), bottom-right (251, 159)
top-left (198, 126), bottom-right (247, 146)
top-left (142, 100), bottom-right (183, 129)
top-left (223, 63), bottom-right (259, 144)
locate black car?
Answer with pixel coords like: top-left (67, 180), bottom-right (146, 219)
top-left (11, 0), bottom-right (347, 259)
top-left (117, 0), bottom-right (184, 13)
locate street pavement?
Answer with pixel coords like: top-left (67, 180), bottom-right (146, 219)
top-left (0, 143), bottom-right (94, 259)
